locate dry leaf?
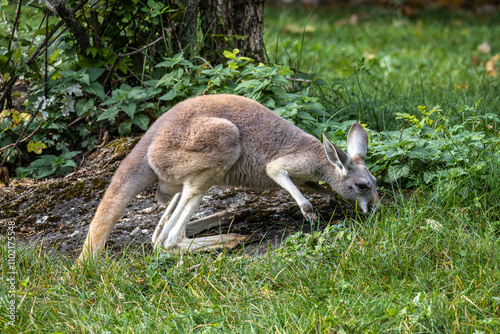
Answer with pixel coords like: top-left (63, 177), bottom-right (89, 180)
top-left (116, 304), bottom-right (122, 315)
top-left (282, 24), bottom-right (316, 34)
top-left (364, 52), bottom-right (376, 60)
top-left (478, 42), bottom-right (491, 54)
top-left (336, 13), bottom-right (371, 27)
top-left (485, 54), bottom-right (499, 76)
top-left (471, 55), bottom-right (481, 67)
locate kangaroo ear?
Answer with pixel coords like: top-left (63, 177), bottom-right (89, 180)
top-left (322, 134), bottom-right (352, 176)
top-left (347, 122), bottom-right (368, 165)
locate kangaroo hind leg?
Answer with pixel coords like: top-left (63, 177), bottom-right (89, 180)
top-left (151, 116), bottom-right (244, 252)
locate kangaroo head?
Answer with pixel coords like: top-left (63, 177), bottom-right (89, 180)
top-left (322, 123), bottom-right (379, 213)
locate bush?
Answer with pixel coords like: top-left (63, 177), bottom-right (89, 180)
top-left (328, 103), bottom-right (500, 189)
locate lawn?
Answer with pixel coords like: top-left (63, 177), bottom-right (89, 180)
top-left (1, 5), bottom-right (500, 333)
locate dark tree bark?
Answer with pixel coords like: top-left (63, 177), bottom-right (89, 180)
top-left (182, 0), bottom-right (201, 51)
top-left (199, 0), bottom-right (265, 63)
top-left (43, 0), bottom-right (91, 56)
top-left (233, 0), bottom-right (265, 62)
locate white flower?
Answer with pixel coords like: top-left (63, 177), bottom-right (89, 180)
top-left (67, 84), bottom-right (83, 97)
top-left (60, 95), bottom-right (75, 116)
top-left (34, 96), bottom-right (55, 114)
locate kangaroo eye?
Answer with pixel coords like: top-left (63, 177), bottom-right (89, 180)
top-left (356, 182), bottom-right (369, 190)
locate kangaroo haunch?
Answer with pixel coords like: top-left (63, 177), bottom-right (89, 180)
top-left (78, 94), bottom-right (379, 263)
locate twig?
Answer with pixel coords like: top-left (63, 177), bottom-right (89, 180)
top-left (35, 27), bottom-right (68, 59)
top-left (117, 36), bottom-right (164, 57)
top-left (8, 0), bottom-right (23, 52)
top-left (0, 120), bottom-right (42, 152)
top-left (102, 58), bottom-right (119, 88)
top-left (102, 36), bottom-right (163, 87)
top-left (67, 115), bottom-right (86, 127)
top-left (285, 77), bottom-right (312, 83)
top-left (0, 0), bottom-right (89, 108)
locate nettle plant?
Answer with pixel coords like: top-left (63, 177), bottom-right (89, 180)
top-left (358, 103), bottom-right (500, 189)
top-left (11, 68), bottom-right (106, 178)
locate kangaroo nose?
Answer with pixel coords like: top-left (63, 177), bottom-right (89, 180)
top-left (368, 198), bottom-right (381, 212)
top-left (372, 190), bottom-right (380, 204)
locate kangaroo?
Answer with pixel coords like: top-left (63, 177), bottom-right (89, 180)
top-left (77, 94), bottom-right (379, 263)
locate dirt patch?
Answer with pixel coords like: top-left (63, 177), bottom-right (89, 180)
top-left (0, 137), bottom-right (351, 259)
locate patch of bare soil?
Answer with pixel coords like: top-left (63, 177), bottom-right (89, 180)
top-left (0, 137), bottom-right (349, 259)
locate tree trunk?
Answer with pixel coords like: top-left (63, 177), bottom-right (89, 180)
top-left (44, 0), bottom-right (91, 56)
top-left (233, 0), bottom-right (265, 62)
top-left (199, 0), bottom-right (265, 63)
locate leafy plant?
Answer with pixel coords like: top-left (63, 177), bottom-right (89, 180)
top-left (99, 84), bottom-right (160, 135)
top-left (331, 103), bottom-right (500, 188)
top-left (15, 150), bottom-right (80, 179)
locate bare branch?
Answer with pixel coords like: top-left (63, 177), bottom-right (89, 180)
top-left (117, 36), bottom-right (164, 57)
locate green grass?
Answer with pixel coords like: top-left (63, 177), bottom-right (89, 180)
top-left (2, 191), bottom-right (499, 332)
top-left (264, 7), bottom-right (500, 130)
top-left (2, 6), bottom-right (500, 333)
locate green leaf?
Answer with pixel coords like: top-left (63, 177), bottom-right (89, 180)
top-left (62, 151), bottom-right (81, 160)
top-left (37, 167), bottom-right (58, 179)
top-left (156, 72), bottom-right (176, 87)
top-left (387, 164), bottom-right (411, 182)
top-left (122, 102), bottom-right (137, 118)
top-left (30, 155), bottom-right (57, 168)
top-left (159, 90), bottom-right (178, 101)
top-left (75, 98), bottom-right (95, 116)
top-left (297, 111), bottom-right (316, 122)
top-left (86, 68), bottom-right (106, 82)
top-left (97, 106), bottom-right (120, 121)
top-left (386, 308), bottom-right (398, 317)
top-left (61, 159), bottom-right (78, 169)
top-left (407, 147), bottom-right (432, 161)
top-left (132, 113), bottom-right (150, 130)
top-left (83, 82), bottom-right (105, 99)
top-left (118, 120), bottom-right (132, 135)
top-left (126, 89), bottom-right (147, 101)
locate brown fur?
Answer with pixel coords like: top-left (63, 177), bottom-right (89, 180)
top-left (77, 94), bottom-right (379, 263)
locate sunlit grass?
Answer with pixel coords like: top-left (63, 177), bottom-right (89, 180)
top-left (2, 189), bottom-right (499, 332)
top-left (264, 7), bottom-right (500, 130)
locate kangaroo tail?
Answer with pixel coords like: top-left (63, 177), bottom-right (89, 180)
top-left (77, 138), bottom-right (158, 265)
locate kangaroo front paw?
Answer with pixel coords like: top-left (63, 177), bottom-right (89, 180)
top-left (301, 203), bottom-right (318, 222)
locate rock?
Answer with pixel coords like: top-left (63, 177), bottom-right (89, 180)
top-left (130, 227), bottom-right (141, 236)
